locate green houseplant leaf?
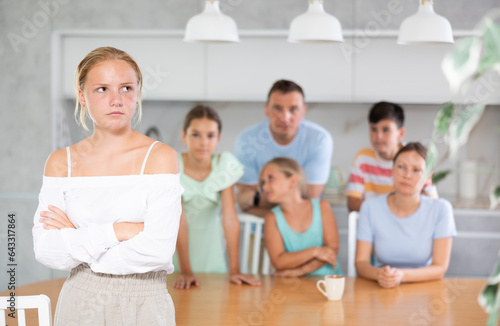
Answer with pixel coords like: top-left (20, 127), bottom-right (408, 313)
top-left (432, 170), bottom-right (453, 185)
top-left (434, 102), bottom-right (455, 138)
top-left (478, 259), bottom-right (500, 326)
top-left (442, 36), bottom-right (483, 94)
top-left (447, 103), bottom-right (485, 160)
top-left (424, 142), bottom-right (439, 180)
top-left (478, 18), bottom-right (500, 75)
top-left (489, 185), bottom-right (500, 210)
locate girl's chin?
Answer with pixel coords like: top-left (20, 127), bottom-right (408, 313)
top-left (395, 189), bottom-right (420, 195)
top-left (93, 122), bottom-right (131, 131)
top-left (192, 152), bottom-right (213, 158)
top-left (264, 194), bottom-right (274, 201)
top-left (266, 196), bottom-right (281, 204)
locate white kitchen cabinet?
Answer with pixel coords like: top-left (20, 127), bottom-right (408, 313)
top-left (352, 37), bottom-right (454, 103)
top-left (61, 33), bottom-right (205, 101)
top-left (205, 37), bottom-right (352, 102)
top-left (57, 30), bottom-right (498, 104)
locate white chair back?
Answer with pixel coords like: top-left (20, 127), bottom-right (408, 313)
top-left (1, 294), bottom-right (52, 326)
top-left (238, 213), bottom-right (271, 275)
top-left (347, 211), bottom-right (360, 277)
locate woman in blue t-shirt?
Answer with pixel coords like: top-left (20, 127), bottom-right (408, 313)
top-left (355, 142), bottom-right (456, 288)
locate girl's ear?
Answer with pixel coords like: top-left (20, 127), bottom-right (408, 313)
top-left (398, 126), bottom-right (406, 142)
top-left (289, 174), bottom-right (299, 189)
top-left (78, 89), bottom-right (86, 109)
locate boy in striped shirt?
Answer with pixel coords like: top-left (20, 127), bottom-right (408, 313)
top-left (346, 102), bottom-right (438, 212)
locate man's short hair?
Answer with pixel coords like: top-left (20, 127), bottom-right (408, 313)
top-left (368, 101), bottom-right (405, 128)
top-left (267, 80), bottom-right (305, 102)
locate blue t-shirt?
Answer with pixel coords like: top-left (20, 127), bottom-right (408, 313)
top-left (272, 199), bottom-right (342, 276)
top-left (234, 120), bottom-right (333, 185)
top-left (357, 194), bottom-right (456, 269)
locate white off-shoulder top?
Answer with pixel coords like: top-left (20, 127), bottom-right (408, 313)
top-left (32, 142), bottom-right (183, 275)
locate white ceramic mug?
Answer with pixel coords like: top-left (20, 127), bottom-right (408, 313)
top-left (316, 275), bottom-right (345, 301)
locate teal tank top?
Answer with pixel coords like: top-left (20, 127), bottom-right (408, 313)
top-left (272, 198), bottom-right (342, 276)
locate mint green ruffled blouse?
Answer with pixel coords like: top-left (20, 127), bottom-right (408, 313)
top-left (173, 151), bottom-right (244, 273)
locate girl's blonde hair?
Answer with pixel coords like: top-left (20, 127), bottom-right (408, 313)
top-left (74, 46), bottom-right (143, 130)
top-left (259, 157), bottom-right (308, 199)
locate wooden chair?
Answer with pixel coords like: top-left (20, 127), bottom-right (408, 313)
top-left (238, 213), bottom-right (271, 275)
top-left (347, 211), bottom-right (360, 277)
top-left (1, 294), bottom-right (52, 326)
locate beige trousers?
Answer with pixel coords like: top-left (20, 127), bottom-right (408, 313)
top-left (54, 265), bottom-right (175, 326)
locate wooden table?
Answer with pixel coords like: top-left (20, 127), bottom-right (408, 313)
top-left (1, 274), bottom-right (495, 325)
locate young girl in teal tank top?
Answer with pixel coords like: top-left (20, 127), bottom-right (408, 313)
top-left (260, 157), bottom-right (342, 277)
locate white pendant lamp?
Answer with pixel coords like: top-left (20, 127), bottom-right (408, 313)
top-left (288, 0), bottom-right (344, 43)
top-left (397, 0), bottom-right (454, 44)
top-left (184, 0), bottom-right (240, 43)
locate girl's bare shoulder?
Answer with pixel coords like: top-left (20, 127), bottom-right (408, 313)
top-left (44, 148), bottom-right (69, 177)
top-left (144, 141), bottom-right (179, 174)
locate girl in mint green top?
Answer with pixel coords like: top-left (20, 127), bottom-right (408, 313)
top-left (172, 105), bottom-right (261, 290)
top-left (261, 157), bottom-right (342, 277)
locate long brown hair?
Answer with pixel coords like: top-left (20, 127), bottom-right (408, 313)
top-left (393, 142), bottom-right (427, 162)
top-left (183, 105), bottom-right (222, 134)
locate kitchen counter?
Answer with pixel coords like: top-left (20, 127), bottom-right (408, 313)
top-left (443, 195), bottom-right (498, 210)
top-left (324, 191), bottom-right (500, 211)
